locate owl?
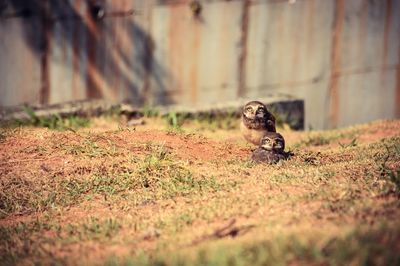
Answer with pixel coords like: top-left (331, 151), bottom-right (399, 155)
top-left (251, 132), bottom-right (286, 164)
top-left (240, 101), bottom-right (276, 145)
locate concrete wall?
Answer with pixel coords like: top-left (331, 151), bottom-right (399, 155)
top-left (0, 0), bottom-right (399, 129)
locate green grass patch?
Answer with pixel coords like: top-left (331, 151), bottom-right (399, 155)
top-left (0, 144), bottom-right (233, 217)
top-left (111, 224), bottom-right (400, 266)
top-left (0, 216), bottom-right (121, 265)
top-left (292, 127), bottom-right (361, 148)
top-left (6, 106), bottom-right (91, 131)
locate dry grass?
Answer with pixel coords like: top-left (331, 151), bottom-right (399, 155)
top-left (0, 118), bottom-right (400, 266)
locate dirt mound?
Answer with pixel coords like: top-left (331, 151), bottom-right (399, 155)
top-left (106, 130), bottom-right (250, 161)
top-left (0, 129), bottom-right (249, 167)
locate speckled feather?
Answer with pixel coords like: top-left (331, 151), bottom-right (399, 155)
top-left (251, 148), bottom-right (286, 164)
top-left (241, 112), bottom-right (276, 131)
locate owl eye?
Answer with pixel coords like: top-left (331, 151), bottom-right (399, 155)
top-left (256, 107), bottom-right (265, 115)
top-left (246, 107), bottom-right (252, 112)
top-left (274, 139), bottom-right (284, 149)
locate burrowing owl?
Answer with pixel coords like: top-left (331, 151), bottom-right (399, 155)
top-left (240, 101), bottom-right (276, 145)
top-left (251, 132), bottom-right (286, 164)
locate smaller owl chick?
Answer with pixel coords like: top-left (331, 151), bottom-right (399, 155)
top-left (251, 132), bottom-right (286, 164)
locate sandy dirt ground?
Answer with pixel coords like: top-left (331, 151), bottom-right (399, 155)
top-left (0, 118), bottom-right (399, 265)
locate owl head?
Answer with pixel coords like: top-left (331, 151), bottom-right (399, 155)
top-left (242, 101), bottom-right (267, 120)
top-left (260, 132), bottom-right (285, 152)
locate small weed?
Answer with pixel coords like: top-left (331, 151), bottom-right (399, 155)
top-left (0, 130), bottom-right (6, 143)
top-left (339, 138), bottom-right (358, 148)
top-left (141, 105), bottom-right (160, 118)
top-left (378, 150), bottom-right (400, 195)
top-left (302, 134), bottom-right (331, 146)
top-left (164, 111), bottom-right (183, 130)
top-left (66, 217), bottom-right (121, 241)
top-left (386, 169), bottom-right (400, 194)
top-left (376, 140), bottom-right (400, 195)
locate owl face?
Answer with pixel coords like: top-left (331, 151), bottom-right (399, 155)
top-left (260, 133), bottom-right (285, 152)
top-left (242, 101), bottom-right (267, 120)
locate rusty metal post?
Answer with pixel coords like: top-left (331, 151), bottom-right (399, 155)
top-left (72, 0), bottom-right (82, 100)
top-left (40, 0), bottom-right (51, 104)
top-left (237, 0), bottom-right (250, 98)
top-left (396, 46), bottom-right (400, 118)
top-left (327, 0), bottom-right (344, 128)
top-left (86, 0), bottom-right (103, 99)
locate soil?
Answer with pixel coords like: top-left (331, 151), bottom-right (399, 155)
top-left (1, 119), bottom-right (399, 265)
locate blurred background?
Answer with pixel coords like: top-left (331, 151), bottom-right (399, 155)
top-left (0, 0), bottom-right (399, 130)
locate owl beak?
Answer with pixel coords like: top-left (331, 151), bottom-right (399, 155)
top-left (273, 142), bottom-right (282, 150)
top-left (261, 142), bottom-right (271, 150)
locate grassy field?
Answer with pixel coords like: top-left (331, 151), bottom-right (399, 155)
top-left (0, 116), bottom-right (399, 266)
